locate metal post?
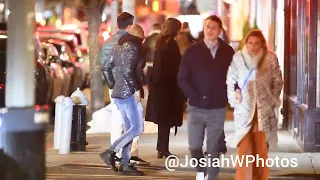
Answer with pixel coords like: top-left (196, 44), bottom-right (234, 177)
top-left (122, 0), bottom-right (136, 20)
top-left (217, 0), bottom-right (222, 17)
top-left (111, 0), bottom-right (119, 35)
top-left (53, 96), bottom-right (65, 150)
top-left (71, 105), bottom-right (87, 151)
top-left (70, 87), bottom-right (89, 151)
top-left (0, 0), bottom-right (46, 179)
top-left (59, 97), bottom-right (74, 155)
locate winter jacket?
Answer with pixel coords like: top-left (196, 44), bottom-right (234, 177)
top-left (101, 34), bottom-right (143, 99)
top-left (226, 46), bottom-right (283, 148)
top-left (178, 39), bottom-right (235, 109)
top-left (143, 31), bottom-right (160, 63)
top-left (118, 33), bottom-right (146, 98)
top-left (145, 37), bottom-right (185, 129)
top-left (100, 30), bottom-right (127, 66)
top-left (176, 30), bottom-right (195, 56)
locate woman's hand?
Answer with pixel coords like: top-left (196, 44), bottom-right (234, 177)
top-left (135, 90), bottom-right (141, 102)
top-left (235, 89), bottom-right (242, 104)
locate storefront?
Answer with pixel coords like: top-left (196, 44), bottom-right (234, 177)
top-left (283, 0), bottom-right (320, 152)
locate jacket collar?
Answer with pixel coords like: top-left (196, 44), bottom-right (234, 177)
top-left (201, 38), bottom-right (225, 49)
top-left (115, 29), bottom-right (127, 36)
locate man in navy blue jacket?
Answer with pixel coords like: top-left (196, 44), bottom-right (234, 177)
top-left (178, 15), bottom-right (234, 180)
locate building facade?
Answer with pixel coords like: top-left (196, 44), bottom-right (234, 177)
top-left (283, 0), bottom-right (320, 152)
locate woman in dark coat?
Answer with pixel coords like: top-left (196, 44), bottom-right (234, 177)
top-left (145, 18), bottom-right (185, 158)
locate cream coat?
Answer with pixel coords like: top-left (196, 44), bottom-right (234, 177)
top-left (226, 46), bottom-right (283, 148)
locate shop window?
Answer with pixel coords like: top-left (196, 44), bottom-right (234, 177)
top-left (296, 0), bottom-right (308, 104)
top-left (317, 0), bottom-right (320, 107)
top-left (289, 0), bottom-right (297, 96)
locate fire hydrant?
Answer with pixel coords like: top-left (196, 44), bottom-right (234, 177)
top-left (70, 87), bottom-right (89, 151)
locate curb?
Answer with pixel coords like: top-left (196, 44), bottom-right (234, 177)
top-left (269, 175), bottom-right (320, 180)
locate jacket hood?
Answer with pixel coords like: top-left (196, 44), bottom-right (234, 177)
top-left (118, 33), bottom-right (143, 46)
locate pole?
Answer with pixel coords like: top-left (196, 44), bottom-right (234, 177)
top-left (0, 0), bottom-right (46, 179)
top-left (59, 97), bottom-right (74, 155)
top-left (111, 0), bottom-right (119, 35)
top-left (122, 0), bottom-right (136, 22)
top-left (217, 0), bottom-right (222, 16)
top-left (53, 96), bottom-right (65, 150)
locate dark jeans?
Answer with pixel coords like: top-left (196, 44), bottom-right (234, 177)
top-left (219, 132), bottom-right (227, 152)
top-left (187, 104), bottom-right (226, 180)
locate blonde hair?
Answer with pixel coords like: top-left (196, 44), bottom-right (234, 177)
top-left (129, 24), bottom-right (145, 39)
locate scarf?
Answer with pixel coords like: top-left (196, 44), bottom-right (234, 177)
top-left (241, 45), bottom-right (265, 70)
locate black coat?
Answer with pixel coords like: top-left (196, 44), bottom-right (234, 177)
top-left (145, 37), bottom-right (185, 128)
top-left (178, 39), bottom-right (235, 109)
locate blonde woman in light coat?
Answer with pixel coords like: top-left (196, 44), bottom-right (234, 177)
top-left (226, 30), bottom-right (283, 180)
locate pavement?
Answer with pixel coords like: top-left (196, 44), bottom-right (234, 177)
top-left (46, 115), bottom-right (320, 180)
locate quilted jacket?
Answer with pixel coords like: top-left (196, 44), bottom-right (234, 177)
top-left (101, 34), bottom-right (143, 99)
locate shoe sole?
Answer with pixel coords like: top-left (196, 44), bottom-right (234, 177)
top-left (99, 154), bottom-right (118, 172)
top-left (130, 160), bottom-right (151, 165)
top-left (135, 162), bottom-right (151, 166)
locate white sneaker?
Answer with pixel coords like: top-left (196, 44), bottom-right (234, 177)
top-left (196, 172), bottom-right (205, 180)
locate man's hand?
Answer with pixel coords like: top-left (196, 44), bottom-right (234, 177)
top-left (235, 89), bottom-right (242, 104)
top-left (135, 90), bottom-right (141, 102)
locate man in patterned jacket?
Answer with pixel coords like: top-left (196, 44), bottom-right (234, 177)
top-left (100, 12), bottom-right (149, 166)
top-left (100, 15), bottom-right (145, 175)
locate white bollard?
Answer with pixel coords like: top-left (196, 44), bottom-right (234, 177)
top-left (59, 97), bottom-right (75, 155)
top-left (53, 96), bottom-right (65, 150)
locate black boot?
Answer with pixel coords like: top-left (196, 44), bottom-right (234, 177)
top-left (157, 151), bottom-right (175, 159)
top-left (100, 149), bottom-right (118, 172)
top-left (119, 163), bottom-right (144, 176)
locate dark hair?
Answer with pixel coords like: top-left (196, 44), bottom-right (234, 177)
top-left (182, 22), bottom-right (189, 30)
top-left (152, 23), bottom-right (161, 31)
top-left (117, 12), bottom-right (134, 29)
top-left (155, 18), bottom-right (181, 49)
top-left (204, 15), bottom-right (223, 29)
top-left (244, 29), bottom-right (267, 51)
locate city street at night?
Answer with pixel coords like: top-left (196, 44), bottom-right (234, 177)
top-left (1, 0), bottom-right (320, 179)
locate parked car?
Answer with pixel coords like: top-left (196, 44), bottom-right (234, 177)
top-left (40, 38), bottom-right (85, 94)
top-left (41, 42), bottom-right (73, 99)
top-left (37, 25), bottom-right (89, 54)
top-left (0, 31), bottom-right (54, 107)
top-left (36, 32), bottom-right (82, 60)
top-left (36, 26), bottom-right (90, 80)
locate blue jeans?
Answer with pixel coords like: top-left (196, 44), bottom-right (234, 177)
top-left (109, 95), bottom-right (144, 164)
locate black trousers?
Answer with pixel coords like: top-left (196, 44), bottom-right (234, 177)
top-left (219, 131), bottom-right (227, 152)
top-left (156, 124), bottom-right (171, 153)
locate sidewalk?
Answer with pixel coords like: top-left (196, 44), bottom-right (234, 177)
top-left (46, 121), bottom-right (320, 179)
